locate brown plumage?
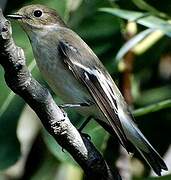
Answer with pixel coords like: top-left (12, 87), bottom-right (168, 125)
top-left (7, 4), bottom-right (168, 176)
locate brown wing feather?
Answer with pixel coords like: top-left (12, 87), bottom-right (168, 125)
top-left (58, 40), bottom-right (132, 152)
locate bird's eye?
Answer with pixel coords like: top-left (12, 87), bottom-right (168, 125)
top-left (33, 10), bottom-right (43, 17)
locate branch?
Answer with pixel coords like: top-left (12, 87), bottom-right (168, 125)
top-left (0, 9), bottom-right (121, 180)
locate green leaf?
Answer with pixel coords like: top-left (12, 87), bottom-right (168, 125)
top-left (42, 130), bottom-right (75, 164)
top-left (131, 0), bottom-right (167, 18)
top-left (133, 99), bottom-right (171, 117)
top-left (0, 96), bottom-right (25, 170)
top-left (135, 86), bottom-right (171, 106)
top-left (85, 121), bottom-right (109, 152)
top-left (100, 8), bottom-right (171, 37)
top-left (100, 8), bottom-right (145, 21)
top-left (0, 61), bottom-right (36, 119)
top-left (0, 92), bottom-right (15, 118)
top-left (0, 63), bottom-right (25, 170)
top-left (144, 174), bottom-right (171, 180)
top-left (116, 28), bottom-right (154, 61)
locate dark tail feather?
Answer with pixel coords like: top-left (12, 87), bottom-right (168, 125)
top-left (119, 113), bottom-right (168, 176)
top-left (136, 145), bottom-right (168, 176)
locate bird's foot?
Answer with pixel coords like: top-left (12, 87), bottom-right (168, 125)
top-left (80, 132), bottom-right (91, 140)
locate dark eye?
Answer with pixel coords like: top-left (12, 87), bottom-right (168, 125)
top-left (33, 10), bottom-right (43, 17)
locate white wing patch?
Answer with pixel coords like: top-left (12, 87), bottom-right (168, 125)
top-left (73, 60), bottom-right (119, 114)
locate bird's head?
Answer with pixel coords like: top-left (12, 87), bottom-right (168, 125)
top-left (7, 4), bottom-right (66, 32)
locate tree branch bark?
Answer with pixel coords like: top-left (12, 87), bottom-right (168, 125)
top-left (0, 9), bottom-right (121, 180)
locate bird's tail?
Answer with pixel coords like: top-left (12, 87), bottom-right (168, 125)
top-left (123, 117), bottom-right (168, 176)
top-left (136, 140), bottom-right (168, 176)
top-left (117, 107), bottom-right (168, 176)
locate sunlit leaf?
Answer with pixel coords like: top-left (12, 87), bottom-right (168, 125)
top-left (55, 164), bottom-right (82, 180)
top-left (100, 8), bottom-right (171, 37)
top-left (100, 8), bottom-right (145, 21)
top-left (116, 28), bottom-right (154, 61)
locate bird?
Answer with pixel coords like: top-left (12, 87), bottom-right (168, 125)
top-left (7, 4), bottom-right (167, 176)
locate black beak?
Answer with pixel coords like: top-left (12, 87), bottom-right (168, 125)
top-left (6, 14), bottom-right (24, 20)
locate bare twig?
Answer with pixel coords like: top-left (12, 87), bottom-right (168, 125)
top-left (0, 8), bottom-right (121, 180)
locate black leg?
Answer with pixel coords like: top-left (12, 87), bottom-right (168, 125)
top-left (59, 102), bottom-right (93, 138)
top-left (79, 116), bottom-right (93, 132)
top-left (79, 116), bottom-right (93, 140)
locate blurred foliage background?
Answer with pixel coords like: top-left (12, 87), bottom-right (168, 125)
top-left (0, 0), bottom-right (171, 179)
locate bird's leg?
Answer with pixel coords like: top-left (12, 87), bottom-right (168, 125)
top-left (78, 116), bottom-right (93, 140)
top-left (59, 102), bottom-right (91, 109)
top-left (59, 102), bottom-right (93, 131)
top-left (59, 102), bottom-right (93, 139)
top-left (79, 116), bottom-right (93, 132)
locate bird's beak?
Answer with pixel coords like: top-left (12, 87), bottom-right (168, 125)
top-left (6, 14), bottom-right (24, 20)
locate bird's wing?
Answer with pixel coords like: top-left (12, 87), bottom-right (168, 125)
top-left (58, 38), bottom-right (132, 152)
